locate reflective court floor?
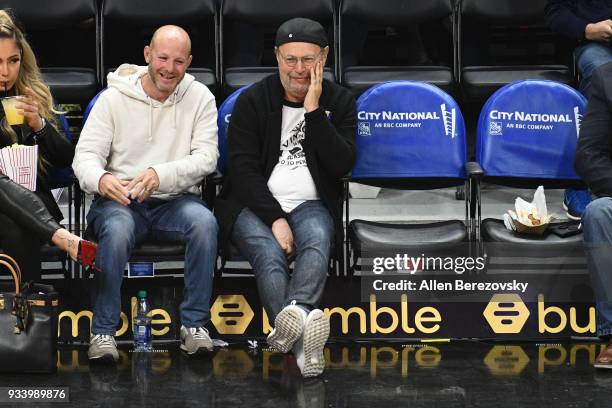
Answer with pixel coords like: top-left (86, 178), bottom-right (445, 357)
top-left (0, 340), bottom-right (610, 407)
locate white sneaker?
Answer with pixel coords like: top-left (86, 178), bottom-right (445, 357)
top-left (267, 303), bottom-right (306, 353)
top-left (293, 309), bottom-right (329, 377)
top-left (88, 334), bottom-right (119, 363)
top-left (180, 326), bottom-right (213, 354)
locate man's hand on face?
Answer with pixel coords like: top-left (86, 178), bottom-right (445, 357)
top-left (585, 20), bottom-right (612, 42)
top-left (126, 168), bottom-right (161, 203)
top-left (98, 173), bottom-right (130, 206)
top-left (304, 60), bottom-right (324, 113)
top-left (272, 218), bottom-right (296, 262)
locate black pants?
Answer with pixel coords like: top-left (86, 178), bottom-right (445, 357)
top-left (0, 175), bottom-right (60, 281)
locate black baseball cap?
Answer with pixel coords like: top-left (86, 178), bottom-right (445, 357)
top-left (275, 17), bottom-right (328, 48)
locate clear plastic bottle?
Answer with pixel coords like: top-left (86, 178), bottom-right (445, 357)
top-left (133, 290), bottom-right (153, 352)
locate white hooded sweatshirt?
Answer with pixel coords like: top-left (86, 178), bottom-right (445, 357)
top-left (73, 64), bottom-right (219, 199)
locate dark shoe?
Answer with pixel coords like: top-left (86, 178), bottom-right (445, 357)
top-left (563, 188), bottom-right (592, 220)
top-left (595, 343), bottom-right (612, 369)
top-left (77, 239), bottom-right (100, 272)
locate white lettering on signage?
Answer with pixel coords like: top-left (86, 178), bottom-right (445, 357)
top-left (358, 111), bottom-right (441, 121)
top-left (489, 110), bottom-right (573, 123)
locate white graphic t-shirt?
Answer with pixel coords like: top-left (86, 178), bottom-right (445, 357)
top-left (267, 101), bottom-right (319, 213)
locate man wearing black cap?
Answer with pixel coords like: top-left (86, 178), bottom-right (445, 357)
top-left (215, 17), bottom-right (356, 377)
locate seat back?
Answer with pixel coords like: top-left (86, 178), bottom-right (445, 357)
top-left (0, 0), bottom-right (99, 105)
top-left (458, 0), bottom-right (574, 101)
top-left (82, 88), bottom-right (107, 125)
top-left (352, 81), bottom-right (466, 185)
top-left (476, 80), bottom-right (586, 181)
top-left (459, 0), bottom-right (570, 67)
top-left (339, 0), bottom-right (456, 93)
top-left (221, 0), bottom-right (336, 76)
top-left (217, 86), bottom-right (249, 175)
top-left (341, 0), bottom-right (453, 28)
top-left (461, 0), bottom-right (545, 24)
top-left (0, 0), bottom-right (97, 69)
top-left (222, 0), bottom-right (334, 22)
top-left (101, 0), bottom-right (217, 87)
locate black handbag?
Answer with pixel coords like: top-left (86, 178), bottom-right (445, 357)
top-left (0, 254), bottom-right (59, 373)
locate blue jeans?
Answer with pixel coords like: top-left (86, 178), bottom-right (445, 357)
top-left (575, 42), bottom-right (612, 98)
top-left (231, 200), bottom-right (334, 322)
top-left (87, 195), bottom-right (218, 335)
top-left (583, 197), bottom-right (612, 337)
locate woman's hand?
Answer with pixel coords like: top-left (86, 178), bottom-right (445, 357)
top-left (16, 87), bottom-right (44, 132)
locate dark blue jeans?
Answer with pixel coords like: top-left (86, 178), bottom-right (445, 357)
top-left (583, 197), bottom-right (612, 337)
top-left (231, 200), bottom-right (334, 322)
top-left (87, 195), bottom-right (218, 335)
top-left (575, 42), bottom-right (612, 98)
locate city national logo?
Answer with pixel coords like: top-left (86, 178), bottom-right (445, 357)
top-left (440, 104), bottom-right (456, 138)
top-left (483, 294), bottom-right (530, 334)
top-left (574, 106), bottom-right (582, 137)
top-left (211, 295), bottom-right (254, 335)
top-left (358, 122), bottom-right (371, 136)
top-left (489, 121), bottom-right (502, 136)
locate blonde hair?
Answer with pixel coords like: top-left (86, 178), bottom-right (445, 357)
top-left (0, 10), bottom-right (62, 171)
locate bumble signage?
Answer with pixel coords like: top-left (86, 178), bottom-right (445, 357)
top-left (481, 293), bottom-right (596, 336)
top-left (54, 277), bottom-right (597, 342)
top-left (210, 294), bottom-right (254, 335)
top-left (483, 294), bottom-right (530, 334)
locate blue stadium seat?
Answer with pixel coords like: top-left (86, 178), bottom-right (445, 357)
top-left (216, 86), bottom-right (250, 176)
top-left (474, 80), bottom-right (587, 273)
top-left (347, 81), bottom-right (477, 274)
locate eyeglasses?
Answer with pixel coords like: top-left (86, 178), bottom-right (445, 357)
top-left (277, 49), bottom-right (324, 68)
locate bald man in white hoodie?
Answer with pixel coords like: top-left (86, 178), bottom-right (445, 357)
top-left (73, 26), bottom-right (219, 363)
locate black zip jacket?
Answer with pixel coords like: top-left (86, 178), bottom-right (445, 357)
top-left (575, 62), bottom-right (612, 196)
top-left (544, 0), bottom-right (612, 41)
top-left (0, 113), bottom-right (74, 222)
top-left (215, 74), bottom-right (356, 257)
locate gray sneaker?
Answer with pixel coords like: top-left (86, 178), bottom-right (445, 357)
top-left (267, 304), bottom-right (305, 353)
top-left (88, 334), bottom-right (119, 363)
top-left (293, 309), bottom-right (329, 377)
top-left (180, 326), bottom-right (213, 354)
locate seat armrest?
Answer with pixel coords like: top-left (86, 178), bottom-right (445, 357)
top-left (465, 161), bottom-right (484, 180)
top-left (206, 170), bottom-right (224, 186)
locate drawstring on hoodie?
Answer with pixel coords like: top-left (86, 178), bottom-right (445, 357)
top-left (146, 89), bottom-right (178, 142)
top-left (148, 96), bottom-right (153, 143)
top-left (172, 91), bottom-right (177, 130)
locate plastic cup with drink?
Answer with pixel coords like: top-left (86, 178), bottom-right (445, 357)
top-left (1, 96), bottom-right (24, 125)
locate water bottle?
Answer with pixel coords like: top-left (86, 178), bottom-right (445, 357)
top-left (133, 290), bottom-right (152, 352)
